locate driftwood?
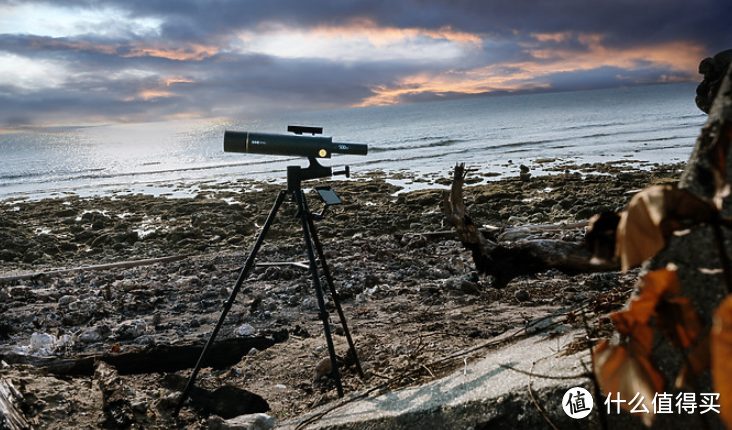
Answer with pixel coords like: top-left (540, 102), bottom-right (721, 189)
top-left (0, 379), bottom-right (33, 430)
top-left (407, 222), bottom-right (589, 244)
top-left (95, 362), bottom-right (134, 428)
top-left (443, 163), bottom-right (618, 288)
top-left (0, 333), bottom-right (286, 377)
top-left (0, 255), bottom-right (188, 284)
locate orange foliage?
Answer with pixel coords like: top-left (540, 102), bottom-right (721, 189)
top-left (615, 186), bottom-right (717, 271)
top-left (712, 296), bottom-right (732, 429)
top-left (594, 266), bottom-right (705, 427)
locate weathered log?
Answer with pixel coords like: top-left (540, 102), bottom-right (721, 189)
top-left (0, 255), bottom-right (188, 284)
top-left (401, 221), bottom-right (589, 245)
top-left (443, 163), bottom-right (618, 288)
top-left (0, 379), bottom-right (33, 430)
top-left (95, 362), bottom-right (134, 429)
top-left (0, 333), bottom-right (286, 376)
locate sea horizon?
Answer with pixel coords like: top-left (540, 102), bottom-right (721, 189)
top-left (0, 82), bottom-right (707, 202)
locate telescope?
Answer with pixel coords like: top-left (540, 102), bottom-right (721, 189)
top-left (224, 126), bottom-right (368, 159)
top-left (177, 125), bottom-right (368, 411)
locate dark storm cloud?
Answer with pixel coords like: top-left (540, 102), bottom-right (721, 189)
top-left (13, 0), bottom-right (730, 50)
top-left (0, 30), bottom-right (414, 127)
top-left (81, 0), bottom-right (732, 52)
top-left (0, 0), bottom-right (729, 129)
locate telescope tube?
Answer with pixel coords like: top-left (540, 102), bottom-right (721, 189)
top-left (224, 131), bottom-right (367, 158)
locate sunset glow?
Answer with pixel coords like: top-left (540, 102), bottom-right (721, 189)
top-left (0, 0), bottom-right (728, 130)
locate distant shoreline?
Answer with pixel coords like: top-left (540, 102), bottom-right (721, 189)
top-left (1, 156), bottom-right (687, 205)
top-left (0, 161), bottom-right (685, 273)
top-left (0, 83), bottom-right (704, 203)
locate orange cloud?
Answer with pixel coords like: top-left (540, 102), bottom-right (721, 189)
top-left (359, 69), bottom-right (548, 106)
top-left (120, 42), bottom-right (218, 61)
top-left (523, 32), bottom-right (704, 76)
top-left (312, 17), bottom-right (483, 47)
top-left (165, 77), bottom-right (195, 86)
top-left (245, 17), bottom-right (484, 56)
top-left (359, 33), bottom-right (704, 106)
top-left (125, 76), bottom-right (195, 101)
top-left (28, 36), bottom-right (219, 61)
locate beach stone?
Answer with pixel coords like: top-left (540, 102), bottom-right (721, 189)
top-left (58, 295), bottom-right (77, 306)
top-left (8, 286), bottom-right (31, 298)
top-left (176, 276), bottom-right (201, 290)
top-left (507, 215), bottom-right (527, 225)
top-left (459, 279), bottom-right (480, 295)
top-left (519, 164), bottom-right (531, 181)
top-left (62, 311), bottom-right (90, 326)
top-left (583, 272), bottom-right (619, 290)
top-left (208, 413), bottom-right (276, 430)
top-left (514, 290), bottom-right (530, 302)
top-left (22, 249), bottom-right (44, 263)
top-left (302, 297), bottom-right (320, 311)
top-left (79, 324), bottom-right (112, 343)
top-left (696, 49), bottom-right (732, 113)
top-left (235, 323), bottom-right (256, 337)
top-left (114, 319), bottom-right (147, 340)
top-left (114, 279), bottom-right (138, 292)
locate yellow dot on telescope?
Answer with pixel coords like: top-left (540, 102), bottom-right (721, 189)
top-left (319, 149), bottom-right (327, 158)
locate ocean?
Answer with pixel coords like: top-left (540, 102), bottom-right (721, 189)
top-left (0, 82), bottom-right (707, 201)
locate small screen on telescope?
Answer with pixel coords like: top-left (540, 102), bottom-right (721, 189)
top-left (316, 187), bottom-right (342, 206)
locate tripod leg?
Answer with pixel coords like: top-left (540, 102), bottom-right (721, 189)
top-left (305, 211), bottom-right (366, 380)
top-left (174, 190), bottom-right (288, 415)
top-left (294, 190), bottom-right (344, 398)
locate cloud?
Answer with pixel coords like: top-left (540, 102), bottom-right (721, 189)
top-left (0, 0), bottom-right (729, 130)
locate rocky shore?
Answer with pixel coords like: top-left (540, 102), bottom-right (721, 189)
top-left (0, 162), bottom-right (683, 429)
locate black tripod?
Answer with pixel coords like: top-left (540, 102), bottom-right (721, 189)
top-left (175, 157), bottom-right (364, 415)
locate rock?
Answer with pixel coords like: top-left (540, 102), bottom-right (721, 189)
top-left (313, 357), bottom-right (332, 382)
top-left (208, 413), bottom-right (276, 430)
top-left (519, 164), bottom-right (531, 181)
top-left (79, 325), bottom-right (112, 343)
top-left (583, 272), bottom-right (619, 290)
top-left (8, 285), bottom-right (31, 298)
top-left (696, 49), bottom-right (732, 113)
top-left (176, 276), bottom-right (202, 289)
top-left (58, 295), bottom-right (77, 306)
top-left (235, 324), bottom-right (256, 337)
top-left (507, 215), bottom-right (528, 225)
top-left (459, 279), bottom-right (480, 295)
top-left (514, 290), bottom-right (530, 302)
top-left (114, 319), bottom-right (148, 340)
top-left (12, 332), bottom-right (73, 357)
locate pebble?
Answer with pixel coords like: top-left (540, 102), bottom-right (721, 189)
top-left (208, 413), bottom-right (276, 430)
top-left (78, 325), bottom-right (112, 343)
top-left (235, 323), bottom-right (256, 337)
top-left (114, 319), bottom-right (148, 340)
top-left (459, 279), bottom-right (480, 295)
top-left (507, 215), bottom-right (528, 224)
top-left (514, 290), bottom-right (531, 302)
top-left (58, 295), bottom-right (77, 306)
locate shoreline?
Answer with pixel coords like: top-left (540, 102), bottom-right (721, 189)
top-left (0, 155), bottom-right (686, 205)
top-left (0, 161), bottom-right (684, 274)
top-left (0, 160), bottom-right (684, 428)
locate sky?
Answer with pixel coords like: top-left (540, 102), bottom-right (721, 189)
top-left (0, 0), bottom-right (730, 131)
